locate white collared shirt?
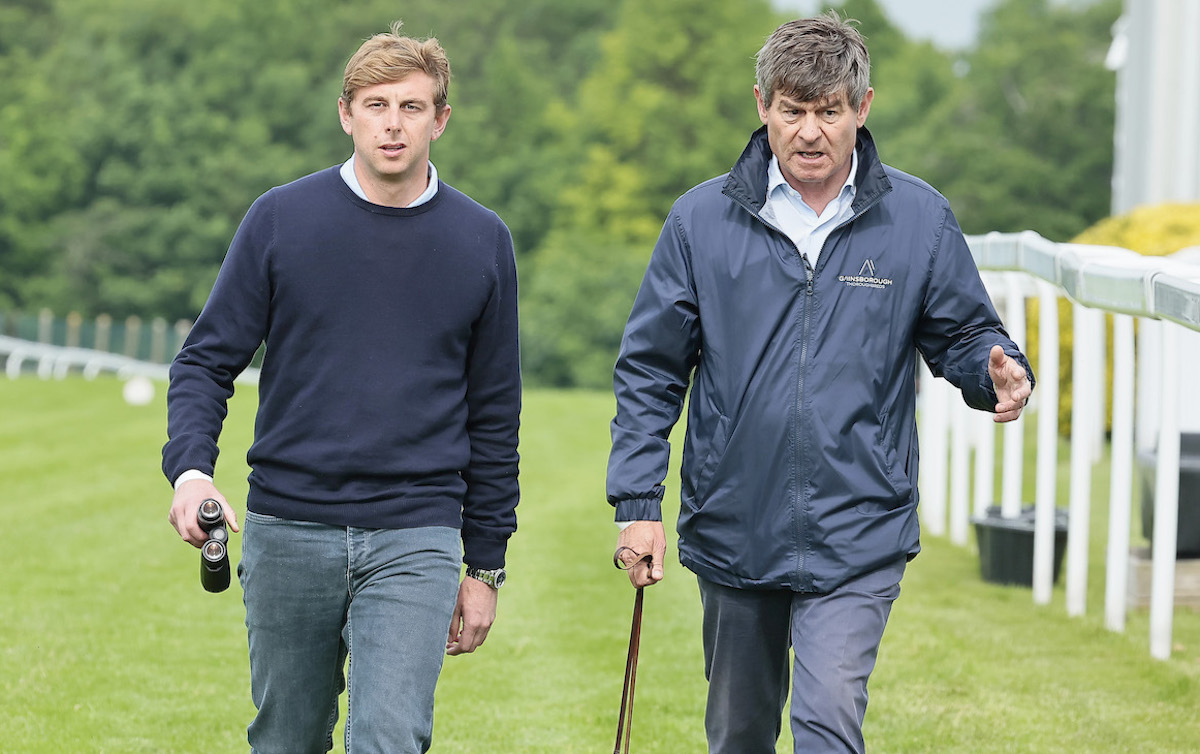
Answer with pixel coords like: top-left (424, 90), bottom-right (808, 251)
top-left (759, 149), bottom-right (858, 268)
top-left (340, 154), bottom-right (439, 207)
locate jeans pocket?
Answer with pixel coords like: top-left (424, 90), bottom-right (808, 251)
top-left (244, 510), bottom-right (286, 525)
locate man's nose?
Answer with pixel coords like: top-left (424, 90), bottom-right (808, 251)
top-left (385, 108), bottom-right (404, 131)
top-left (796, 115), bottom-right (820, 141)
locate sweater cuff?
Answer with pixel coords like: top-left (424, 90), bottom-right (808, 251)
top-left (462, 535), bottom-right (508, 571)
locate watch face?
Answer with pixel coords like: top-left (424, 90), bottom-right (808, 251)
top-left (493, 570), bottom-right (506, 588)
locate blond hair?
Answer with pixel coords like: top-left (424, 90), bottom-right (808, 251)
top-left (341, 20), bottom-right (451, 109)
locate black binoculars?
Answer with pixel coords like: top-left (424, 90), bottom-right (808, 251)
top-left (197, 498), bottom-right (231, 593)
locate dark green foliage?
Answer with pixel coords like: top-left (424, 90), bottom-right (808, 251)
top-left (0, 0), bottom-right (1122, 385)
top-left (520, 231), bottom-right (652, 389)
top-left (888, 0), bottom-right (1121, 239)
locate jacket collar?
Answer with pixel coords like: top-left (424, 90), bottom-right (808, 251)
top-left (722, 125), bottom-right (892, 217)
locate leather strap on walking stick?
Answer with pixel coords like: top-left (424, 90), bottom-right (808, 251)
top-left (613, 552), bottom-right (652, 754)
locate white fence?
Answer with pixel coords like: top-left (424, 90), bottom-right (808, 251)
top-left (0, 328), bottom-right (260, 385)
top-left (922, 230), bottom-right (1200, 660)
top-left (0, 334), bottom-right (174, 381)
top-left (6, 231), bottom-right (1200, 659)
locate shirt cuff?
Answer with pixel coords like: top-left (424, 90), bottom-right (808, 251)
top-left (174, 469), bottom-right (214, 490)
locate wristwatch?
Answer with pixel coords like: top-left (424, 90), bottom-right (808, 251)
top-left (465, 566), bottom-right (506, 589)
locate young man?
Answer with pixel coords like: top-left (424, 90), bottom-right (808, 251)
top-left (163, 22), bottom-right (520, 753)
top-left (608, 13), bottom-right (1033, 754)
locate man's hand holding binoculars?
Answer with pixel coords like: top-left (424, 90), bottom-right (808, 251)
top-left (170, 479), bottom-right (240, 593)
top-left (169, 479), bottom-right (239, 545)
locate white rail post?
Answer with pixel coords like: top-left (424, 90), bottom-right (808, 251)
top-left (974, 415), bottom-right (996, 519)
top-left (1000, 273), bottom-right (1027, 519)
top-left (1105, 313), bottom-right (1136, 632)
top-left (1089, 311), bottom-right (1108, 462)
top-left (950, 398), bottom-right (971, 545)
top-left (919, 357), bottom-right (949, 537)
top-left (1066, 304), bottom-right (1101, 616)
top-left (1150, 320), bottom-right (1181, 660)
top-left (1033, 281), bottom-right (1061, 605)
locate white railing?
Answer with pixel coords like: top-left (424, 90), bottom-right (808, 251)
top-left (0, 334), bottom-right (260, 385)
top-left (8, 232), bottom-right (1199, 659)
top-left (920, 230), bottom-right (1200, 660)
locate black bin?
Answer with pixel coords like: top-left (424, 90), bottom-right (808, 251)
top-left (1137, 432), bottom-right (1200, 558)
top-left (972, 505), bottom-right (1068, 587)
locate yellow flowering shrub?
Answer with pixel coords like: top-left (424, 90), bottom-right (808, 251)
top-left (1025, 203), bottom-right (1200, 436)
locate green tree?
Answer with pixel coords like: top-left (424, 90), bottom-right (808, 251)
top-left (901, 0), bottom-right (1120, 239)
top-left (0, 0), bottom-right (75, 310)
top-left (5, 0), bottom-right (363, 318)
top-left (519, 0), bottom-right (777, 387)
top-left (546, 0), bottom-right (774, 247)
top-left (432, 0), bottom-right (616, 257)
top-left (0, 0), bottom-right (619, 320)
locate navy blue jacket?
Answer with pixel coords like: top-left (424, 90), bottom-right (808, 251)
top-left (163, 167), bottom-right (520, 569)
top-left (607, 127), bottom-right (1032, 592)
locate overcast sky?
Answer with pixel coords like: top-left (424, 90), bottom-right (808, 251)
top-left (776, 0), bottom-right (995, 49)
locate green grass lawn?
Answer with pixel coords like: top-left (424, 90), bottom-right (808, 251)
top-left (1, 376), bottom-right (1197, 752)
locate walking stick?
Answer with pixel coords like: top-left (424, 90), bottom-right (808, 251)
top-left (613, 549), bottom-right (652, 754)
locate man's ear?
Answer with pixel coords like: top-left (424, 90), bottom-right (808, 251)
top-left (754, 85), bottom-right (769, 125)
top-left (338, 97), bottom-right (353, 136)
top-left (431, 103), bottom-right (451, 141)
top-left (856, 88), bottom-right (874, 127)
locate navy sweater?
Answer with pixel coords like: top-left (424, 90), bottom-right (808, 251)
top-left (163, 167), bottom-right (521, 569)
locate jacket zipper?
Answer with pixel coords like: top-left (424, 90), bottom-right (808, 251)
top-left (721, 151), bottom-right (890, 588)
top-left (739, 202), bottom-right (816, 588)
top-left (729, 193), bottom-right (876, 589)
top-left (795, 254), bottom-right (814, 587)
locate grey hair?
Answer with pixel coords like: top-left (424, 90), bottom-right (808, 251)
top-left (755, 11), bottom-right (871, 109)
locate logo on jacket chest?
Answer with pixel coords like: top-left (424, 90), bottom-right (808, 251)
top-left (838, 259), bottom-right (893, 289)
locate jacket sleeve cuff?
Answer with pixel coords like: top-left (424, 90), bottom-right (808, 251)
top-left (614, 497), bottom-right (663, 523)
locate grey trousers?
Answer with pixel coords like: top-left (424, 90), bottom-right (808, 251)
top-left (697, 557), bottom-right (906, 754)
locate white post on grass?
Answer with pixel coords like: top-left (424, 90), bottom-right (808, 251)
top-left (1000, 274), bottom-right (1027, 519)
top-left (1087, 311), bottom-right (1108, 463)
top-left (949, 399), bottom-right (971, 545)
top-left (974, 416), bottom-right (996, 519)
top-left (1066, 304), bottom-right (1102, 617)
top-left (1150, 320), bottom-right (1181, 660)
top-left (1033, 280), bottom-right (1061, 605)
top-left (1105, 313), bottom-right (1137, 632)
top-left (920, 358), bottom-right (949, 537)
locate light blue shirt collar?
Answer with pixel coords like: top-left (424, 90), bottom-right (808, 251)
top-left (340, 154), bottom-right (439, 207)
top-left (761, 149), bottom-right (859, 267)
top-left (765, 148), bottom-right (858, 213)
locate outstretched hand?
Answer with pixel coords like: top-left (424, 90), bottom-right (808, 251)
top-left (989, 345), bottom-right (1032, 423)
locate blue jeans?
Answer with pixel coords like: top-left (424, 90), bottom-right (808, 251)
top-left (238, 512), bottom-right (462, 754)
top-left (698, 557), bottom-right (907, 754)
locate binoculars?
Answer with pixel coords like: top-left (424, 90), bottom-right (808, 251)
top-left (197, 498), bottom-right (231, 593)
